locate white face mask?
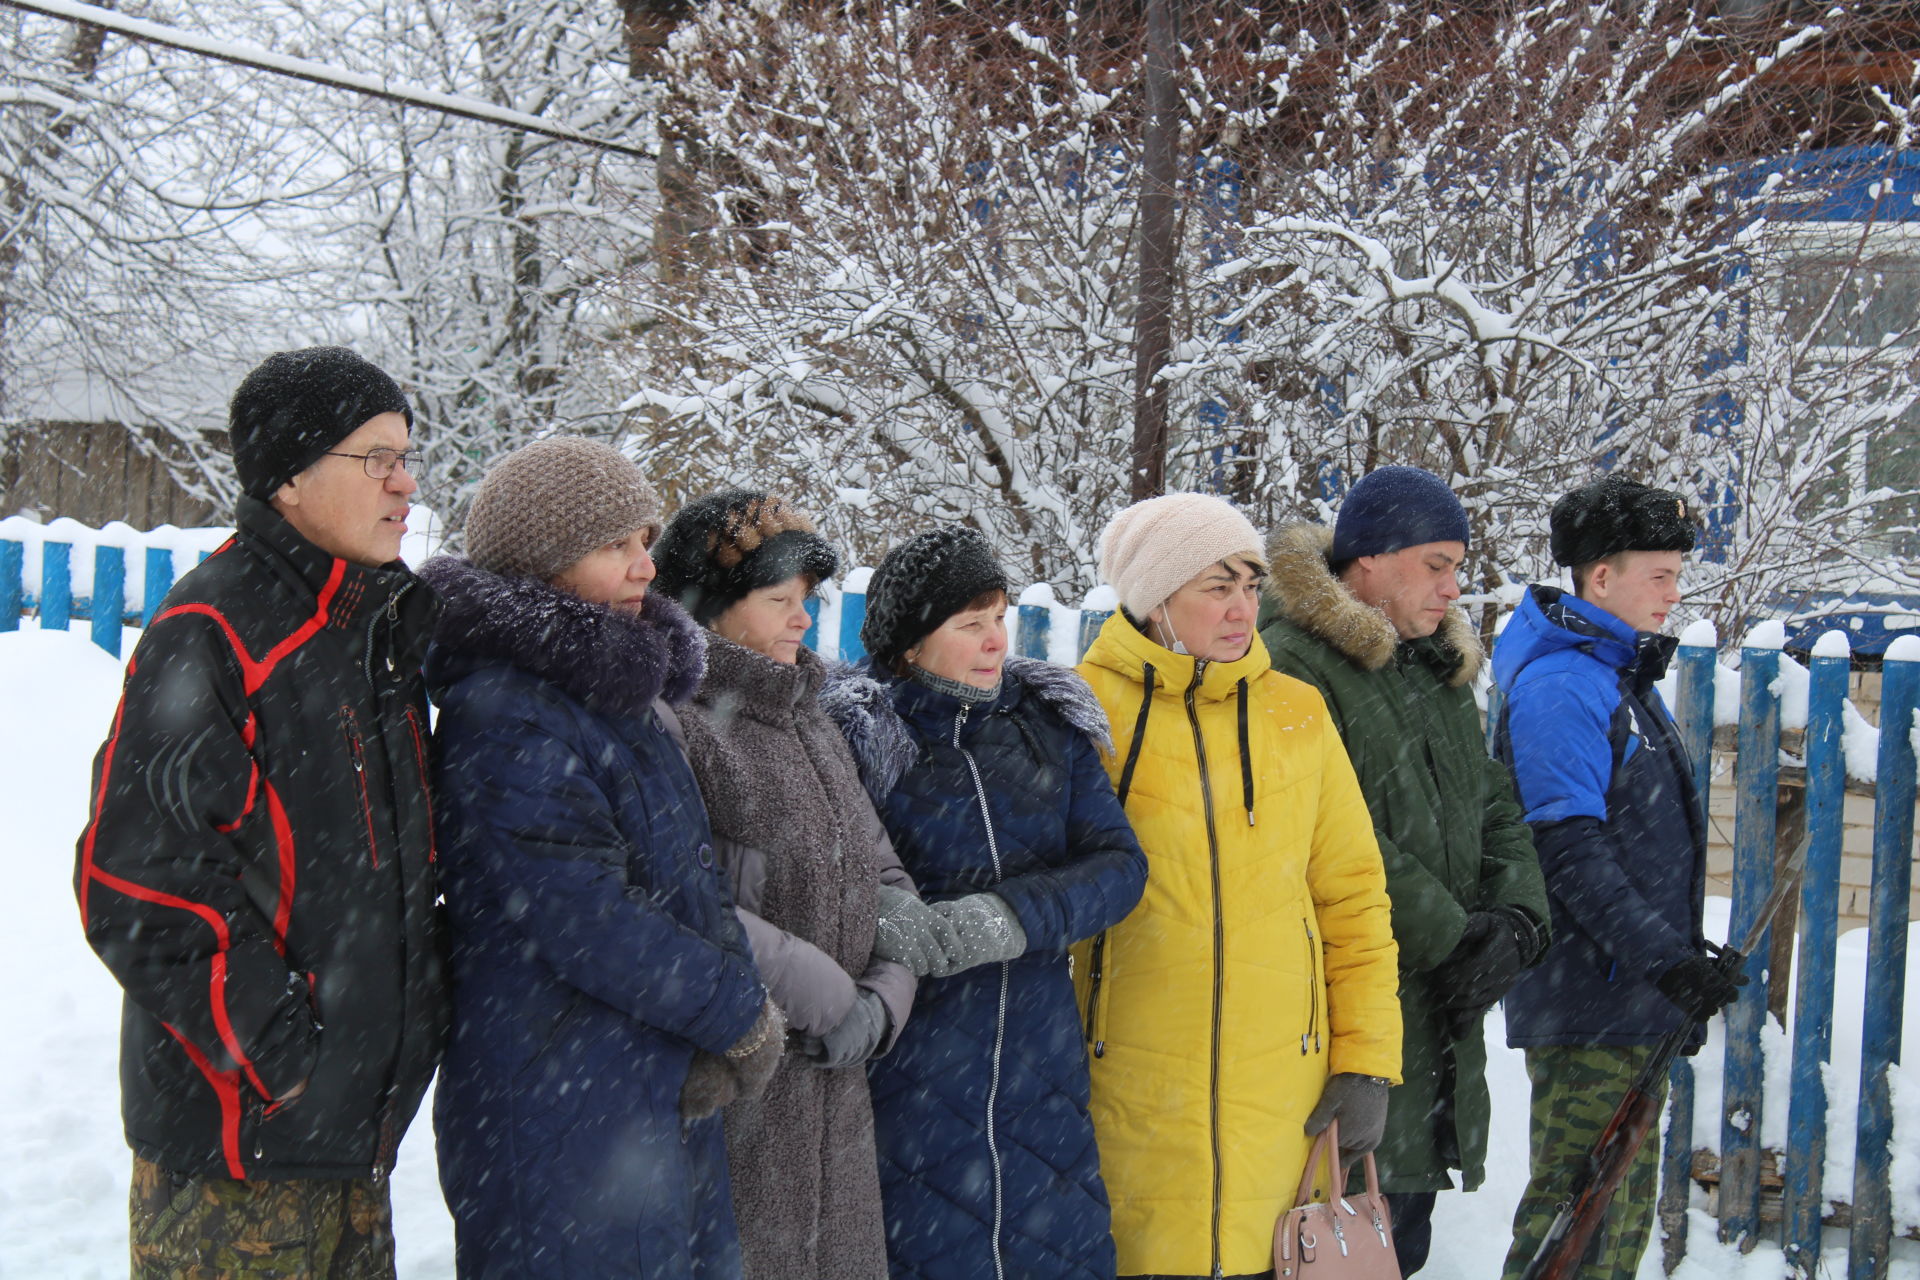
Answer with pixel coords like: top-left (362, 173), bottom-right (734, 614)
top-left (1153, 615), bottom-right (1190, 656)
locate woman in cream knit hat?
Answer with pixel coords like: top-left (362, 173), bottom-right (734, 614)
top-left (1073, 492), bottom-right (1403, 1279)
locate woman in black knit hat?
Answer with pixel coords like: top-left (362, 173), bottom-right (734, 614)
top-left (653, 489), bottom-right (923, 1280)
top-left (818, 526), bottom-right (1148, 1280)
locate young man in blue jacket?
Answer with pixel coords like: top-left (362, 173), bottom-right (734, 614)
top-left (1495, 475), bottom-right (1745, 1280)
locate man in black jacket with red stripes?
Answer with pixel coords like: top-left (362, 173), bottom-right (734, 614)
top-left (75, 347), bottom-right (446, 1279)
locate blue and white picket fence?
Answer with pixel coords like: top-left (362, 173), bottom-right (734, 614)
top-left (5, 519), bottom-right (1918, 1273)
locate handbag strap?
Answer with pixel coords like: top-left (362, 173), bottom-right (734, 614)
top-left (1293, 1118), bottom-right (1341, 1207)
top-left (1292, 1117), bottom-right (1388, 1207)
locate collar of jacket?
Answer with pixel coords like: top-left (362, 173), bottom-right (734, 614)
top-left (820, 655), bottom-right (1113, 804)
top-left (1084, 606), bottom-right (1272, 701)
top-left (417, 555), bottom-right (705, 717)
top-left (1516, 584), bottom-right (1678, 687)
top-left (233, 493), bottom-right (424, 631)
top-left (1259, 519), bottom-right (1482, 687)
top-left (696, 634), bottom-right (826, 726)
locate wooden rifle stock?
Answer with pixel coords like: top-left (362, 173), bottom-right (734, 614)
top-left (1518, 833), bottom-right (1807, 1280)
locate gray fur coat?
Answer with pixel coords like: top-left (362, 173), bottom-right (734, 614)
top-left (677, 637), bottom-right (916, 1280)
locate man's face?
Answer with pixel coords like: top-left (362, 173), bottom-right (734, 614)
top-left (271, 412), bottom-right (417, 567)
top-left (1585, 550), bottom-right (1684, 633)
top-left (1343, 541), bottom-right (1465, 640)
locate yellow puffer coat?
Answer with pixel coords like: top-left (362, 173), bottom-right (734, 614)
top-left (1074, 611), bottom-right (1402, 1278)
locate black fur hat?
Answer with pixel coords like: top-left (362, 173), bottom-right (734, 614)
top-left (862, 527), bottom-right (1010, 672)
top-left (1550, 474), bottom-right (1699, 566)
top-left (652, 489), bottom-right (838, 626)
top-left (229, 346), bottom-right (412, 499)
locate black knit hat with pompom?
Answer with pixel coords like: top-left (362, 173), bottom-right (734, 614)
top-left (652, 489), bottom-right (839, 626)
top-left (862, 527), bottom-right (1009, 672)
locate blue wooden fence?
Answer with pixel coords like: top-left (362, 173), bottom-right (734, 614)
top-left (7, 526), bottom-right (1920, 1271)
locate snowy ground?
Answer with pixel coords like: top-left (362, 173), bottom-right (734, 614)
top-left (4, 621), bottom-right (1915, 1279)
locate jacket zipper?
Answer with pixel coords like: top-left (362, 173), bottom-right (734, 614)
top-left (1182, 660), bottom-right (1226, 1280)
top-left (954, 704), bottom-right (1009, 1280)
top-left (403, 705), bottom-right (435, 863)
top-left (1301, 917), bottom-right (1322, 1055)
top-left (342, 709), bottom-right (380, 869)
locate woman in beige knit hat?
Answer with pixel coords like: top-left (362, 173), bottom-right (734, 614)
top-left (417, 438), bottom-right (784, 1279)
top-left (1072, 492), bottom-right (1403, 1280)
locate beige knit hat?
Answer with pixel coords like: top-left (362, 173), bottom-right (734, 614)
top-left (1098, 492), bottom-right (1266, 619)
top-left (463, 437), bottom-right (662, 580)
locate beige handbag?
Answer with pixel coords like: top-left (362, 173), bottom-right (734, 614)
top-left (1273, 1120), bottom-right (1403, 1280)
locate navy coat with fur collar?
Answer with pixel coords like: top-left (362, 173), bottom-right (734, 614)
top-left (823, 657), bottom-right (1147, 1280)
top-left (420, 558), bottom-right (766, 1280)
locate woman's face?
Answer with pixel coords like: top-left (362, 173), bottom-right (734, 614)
top-left (550, 529), bottom-right (656, 615)
top-left (713, 575), bottom-right (815, 664)
top-left (1146, 558), bottom-right (1264, 663)
top-left (907, 593), bottom-right (1009, 690)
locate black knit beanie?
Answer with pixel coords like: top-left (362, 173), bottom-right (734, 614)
top-left (862, 527), bottom-right (1010, 672)
top-left (229, 347), bottom-right (413, 499)
top-left (652, 489), bottom-right (839, 626)
top-left (1550, 474), bottom-right (1698, 566)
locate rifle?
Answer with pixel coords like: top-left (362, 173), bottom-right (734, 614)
top-left (1518, 833), bottom-right (1809, 1280)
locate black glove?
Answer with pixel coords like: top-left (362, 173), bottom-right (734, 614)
top-left (1303, 1072), bottom-right (1391, 1156)
top-left (1656, 953), bottom-right (1749, 1020)
top-left (1431, 910), bottom-right (1526, 1012)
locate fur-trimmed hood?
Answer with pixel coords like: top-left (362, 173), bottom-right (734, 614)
top-left (1260, 521), bottom-right (1482, 687)
top-left (419, 555), bottom-right (706, 717)
top-left (820, 655), bottom-right (1112, 806)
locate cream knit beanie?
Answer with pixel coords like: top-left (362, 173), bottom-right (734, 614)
top-left (463, 437), bottom-right (662, 581)
top-left (1098, 493), bottom-right (1266, 619)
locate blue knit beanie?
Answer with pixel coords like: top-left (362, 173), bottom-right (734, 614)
top-left (1330, 466), bottom-right (1470, 561)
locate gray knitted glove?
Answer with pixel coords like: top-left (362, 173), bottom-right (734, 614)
top-left (680, 997), bottom-right (786, 1119)
top-left (678, 1050), bottom-right (737, 1120)
top-left (871, 884), bottom-right (958, 977)
top-left (923, 893), bottom-right (1028, 979)
top-left (1304, 1072), bottom-right (1391, 1156)
top-left (799, 989), bottom-right (890, 1070)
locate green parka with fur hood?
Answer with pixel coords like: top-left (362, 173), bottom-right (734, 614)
top-left (1257, 521), bottom-right (1548, 1194)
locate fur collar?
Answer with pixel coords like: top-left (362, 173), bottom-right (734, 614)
top-left (419, 556), bottom-right (706, 716)
top-left (820, 656), bottom-right (1112, 805)
top-left (1262, 521), bottom-right (1482, 688)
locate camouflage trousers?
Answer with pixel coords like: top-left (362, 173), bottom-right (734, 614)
top-left (129, 1156), bottom-right (395, 1280)
top-left (1501, 1045), bottom-right (1664, 1280)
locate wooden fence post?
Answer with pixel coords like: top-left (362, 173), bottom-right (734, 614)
top-left (1848, 636), bottom-right (1919, 1280)
top-left (92, 545), bottom-right (125, 657)
top-left (839, 580), bottom-right (868, 664)
top-left (1017, 583), bottom-right (1054, 662)
top-left (1719, 629), bottom-right (1780, 1248)
top-left (1663, 625), bottom-right (1717, 1271)
top-left (41, 542), bottom-right (72, 631)
top-left (1783, 631), bottom-right (1849, 1275)
top-left (143, 547), bottom-right (174, 624)
top-left (0, 541), bottom-right (21, 634)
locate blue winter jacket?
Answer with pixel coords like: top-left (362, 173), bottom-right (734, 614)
top-left (421, 558), bottom-right (767, 1279)
top-left (823, 657), bottom-right (1148, 1280)
top-left (1494, 585), bottom-right (1707, 1048)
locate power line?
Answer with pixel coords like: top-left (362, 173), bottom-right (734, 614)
top-left (3, 0), bottom-right (656, 161)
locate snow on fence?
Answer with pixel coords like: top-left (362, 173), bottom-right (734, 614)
top-left (6, 520), bottom-right (1919, 1274)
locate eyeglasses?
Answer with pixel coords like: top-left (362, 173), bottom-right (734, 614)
top-left (324, 448), bottom-right (425, 480)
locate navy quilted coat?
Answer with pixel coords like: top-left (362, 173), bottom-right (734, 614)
top-left (823, 657), bottom-right (1148, 1280)
top-left (421, 559), bottom-right (767, 1279)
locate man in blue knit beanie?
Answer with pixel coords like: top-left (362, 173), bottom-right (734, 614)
top-left (1259, 465), bottom-right (1548, 1275)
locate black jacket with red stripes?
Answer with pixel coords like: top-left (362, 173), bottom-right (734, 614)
top-left (75, 496), bottom-right (447, 1181)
